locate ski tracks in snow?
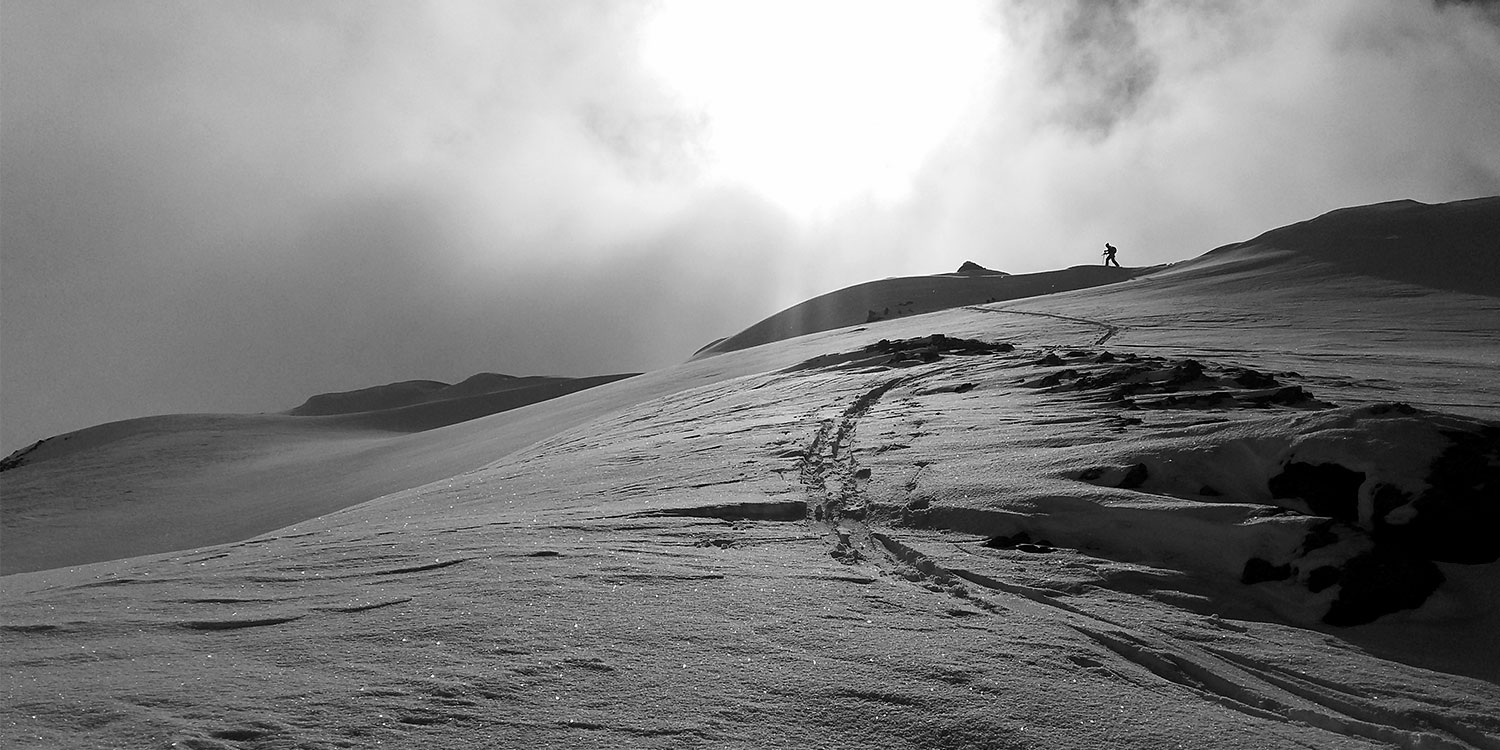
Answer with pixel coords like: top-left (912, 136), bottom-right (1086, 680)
top-left (786, 354), bottom-right (1498, 750)
top-left (1070, 626), bottom-right (1498, 750)
top-left (965, 305), bottom-right (1123, 345)
top-left (796, 375), bottom-right (908, 530)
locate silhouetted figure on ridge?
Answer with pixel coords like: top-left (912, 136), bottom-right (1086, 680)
top-left (1103, 243), bottom-right (1120, 267)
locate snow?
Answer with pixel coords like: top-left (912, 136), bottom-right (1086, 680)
top-left (697, 264), bottom-right (1153, 355)
top-left (3, 198), bottom-right (1499, 749)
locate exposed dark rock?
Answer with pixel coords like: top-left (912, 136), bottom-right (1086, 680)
top-left (1370, 483), bottom-right (1411, 525)
top-left (1077, 463), bottom-right (1150, 490)
top-left (1145, 392), bottom-right (1237, 409)
top-left (1306, 566), bottom-right (1340, 593)
top-left (1270, 462), bottom-right (1366, 521)
top-left (0, 438), bottom-right (46, 472)
top-left (1379, 425), bottom-right (1500, 563)
top-left (1165, 359), bottom-right (1206, 387)
top-left (1265, 410), bottom-right (1498, 567)
top-left (1118, 463), bottom-right (1150, 490)
top-left (866, 335), bottom-right (1015, 361)
top-left (1227, 369), bottom-right (1280, 389)
top-left (1264, 386), bottom-right (1327, 408)
top-left (1022, 353), bottom-right (1329, 413)
top-left (1084, 402), bottom-right (1497, 624)
top-left (956, 260), bottom-right (1005, 274)
top-left (1030, 369), bottom-right (1080, 388)
top-left (789, 335), bottom-right (1013, 372)
top-left (1241, 558), bottom-right (1292, 584)
top-left (1247, 516), bottom-right (1448, 626)
top-left (1299, 521), bottom-right (1341, 553)
top-left (1323, 549), bottom-right (1445, 627)
top-left (648, 502), bottom-right (807, 522)
top-left (1015, 543), bottom-right (1057, 554)
top-left (983, 531), bottom-right (1031, 549)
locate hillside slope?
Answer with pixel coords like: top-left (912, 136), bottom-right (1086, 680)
top-left (1224, 197), bottom-right (1500, 296)
top-left (4, 198), bottom-right (1499, 749)
top-left (696, 262), bottom-right (1155, 356)
top-left (0, 373), bottom-right (634, 574)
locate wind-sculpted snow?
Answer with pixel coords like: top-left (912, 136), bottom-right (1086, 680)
top-left (5, 198), bottom-right (1500, 748)
top-left (770, 337), bottom-right (1499, 628)
top-left (1075, 401), bottom-right (1499, 627)
top-left (5, 323), bottom-right (1500, 748)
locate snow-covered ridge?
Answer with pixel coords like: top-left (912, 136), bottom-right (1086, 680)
top-left (286, 373), bottom-right (637, 417)
top-left (1211, 197), bottom-right (1500, 297)
top-left (696, 263), bottom-right (1153, 356)
top-left (4, 197), bottom-right (1500, 749)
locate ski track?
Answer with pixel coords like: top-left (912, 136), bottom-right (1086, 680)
top-left (785, 358), bottom-right (1496, 750)
top-left (795, 374), bottom-right (914, 564)
top-left (965, 305), bottom-right (1123, 345)
top-left (7, 333), bottom-right (1496, 749)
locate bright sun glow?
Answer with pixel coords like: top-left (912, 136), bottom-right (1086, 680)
top-left (643, 0), bottom-right (995, 217)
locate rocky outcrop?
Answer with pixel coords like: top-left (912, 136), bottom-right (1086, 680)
top-left (956, 261), bottom-right (1005, 275)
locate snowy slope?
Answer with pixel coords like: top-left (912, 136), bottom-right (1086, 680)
top-left (0, 373), bottom-right (634, 574)
top-left (696, 263), bottom-right (1156, 355)
top-left (3, 198), bottom-right (1499, 749)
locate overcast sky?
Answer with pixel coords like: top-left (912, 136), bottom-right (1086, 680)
top-left (3, 0), bottom-right (1499, 453)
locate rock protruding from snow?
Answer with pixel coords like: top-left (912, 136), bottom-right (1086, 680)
top-left (956, 261), bottom-right (1005, 275)
top-left (1022, 350), bottom-right (1332, 411)
top-left (785, 334), bottom-right (1016, 372)
top-left (1255, 404), bottom-right (1500, 566)
top-left (1072, 398), bottom-right (1498, 625)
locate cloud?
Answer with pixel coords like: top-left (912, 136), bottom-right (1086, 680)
top-left (0, 0), bottom-right (722, 450)
top-left (997, 0), bottom-right (1162, 136)
top-left (832, 0), bottom-right (1500, 275)
top-left (3, 0), bottom-right (1499, 453)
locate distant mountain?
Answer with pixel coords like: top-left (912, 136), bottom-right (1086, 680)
top-left (0, 370), bottom-right (636, 574)
top-left (285, 372), bottom-right (634, 428)
top-left (286, 379), bottom-right (453, 416)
